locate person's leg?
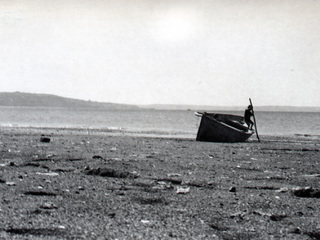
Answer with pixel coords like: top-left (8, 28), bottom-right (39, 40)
top-left (250, 120), bottom-right (254, 130)
top-left (245, 120), bottom-right (250, 129)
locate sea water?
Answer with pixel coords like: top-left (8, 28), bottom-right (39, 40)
top-left (0, 107), bottom-right (319, 138)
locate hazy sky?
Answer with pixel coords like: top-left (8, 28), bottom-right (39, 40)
top-left (1, 0), bottom-right (320, 106)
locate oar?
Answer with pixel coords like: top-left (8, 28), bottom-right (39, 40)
top-left (249, 98), bottom-right (260, 142)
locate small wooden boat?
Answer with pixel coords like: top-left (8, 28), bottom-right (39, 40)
top-left (195, 112), bottom-right (253, 143)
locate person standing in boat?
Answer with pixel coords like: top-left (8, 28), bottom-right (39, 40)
top-left (244, 105), bottom-right (254, 130)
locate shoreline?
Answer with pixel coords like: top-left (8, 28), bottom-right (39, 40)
top-left (2, 125), bottom-right (320, 141)
top-left (0, 125), bottom-right (196, 140)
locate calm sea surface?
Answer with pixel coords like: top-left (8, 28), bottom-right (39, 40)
top-left (0, 107), bottom-right (319, 138)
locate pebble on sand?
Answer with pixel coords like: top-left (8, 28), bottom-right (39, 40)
top-left (176, 186), bottom-right (190, 194)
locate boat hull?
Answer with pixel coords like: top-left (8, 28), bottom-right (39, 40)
top-left (196, 113), bottom-right (253, 143)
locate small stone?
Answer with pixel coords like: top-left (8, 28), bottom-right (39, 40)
top-left (229, 186), bottom-right (236, 192)
top-left (167, 173), bottom-right (182, 178)
top-left (288, 227), bottom-right (301, 234)
top-left (40, 136), bottom-right (51, 143)
top-left (41, 202), bottom-right (58, 209)
top-left (6, 182), bottom-right (16, 186)
top-left (230, 211), bottom-right (244, 219)
top-left (176, 186), bottom-right (190, 194)
top-left (152, 181), bottom-right (172, 190)
top-left (36, 172), bottom-right (59, 177)
top-left (276, 187), bottom-right (289, 193)
top-left (270, 214), bottom-right (287, 221)
top-left (141, 220), bottom-right (151, 224)
top-left (295, 211), bottom-right (304, 216)
top-left (292, 187), bottom-right (320, 198)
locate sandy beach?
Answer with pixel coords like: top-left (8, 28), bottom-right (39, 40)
top-left (0, 127), bottom-right (320, 239)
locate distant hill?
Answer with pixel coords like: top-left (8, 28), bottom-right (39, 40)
top-left (0, 92), bottom-right (139, 109)
top-left (1, 92), bottom-right (319, 112)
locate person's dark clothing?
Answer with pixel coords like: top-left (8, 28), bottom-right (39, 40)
top-left (244, 107), bottom-right (254, 130)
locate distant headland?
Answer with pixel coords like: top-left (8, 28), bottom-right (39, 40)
top-left (0, 92), bottom-right (319, 112)
top-left (0, 92), bottom-right (138, 109)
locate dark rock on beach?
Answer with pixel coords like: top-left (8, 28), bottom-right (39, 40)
top-left (292, 187), bottom-right (320, 198)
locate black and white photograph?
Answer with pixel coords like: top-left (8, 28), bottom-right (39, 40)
top-left (1, 0), bottom-right (320, 239)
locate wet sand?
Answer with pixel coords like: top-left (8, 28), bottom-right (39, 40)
top-left (0, 127), bottom-right (320, 239)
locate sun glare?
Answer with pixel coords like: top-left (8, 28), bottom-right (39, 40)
top-left (152, 8), bottom-right (200, 42)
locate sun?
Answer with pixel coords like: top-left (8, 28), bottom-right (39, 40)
top-left (152, 7), bottom-right (200, 43)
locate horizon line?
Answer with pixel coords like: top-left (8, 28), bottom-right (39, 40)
top-left (1, 91), bottom-right (319, 109)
